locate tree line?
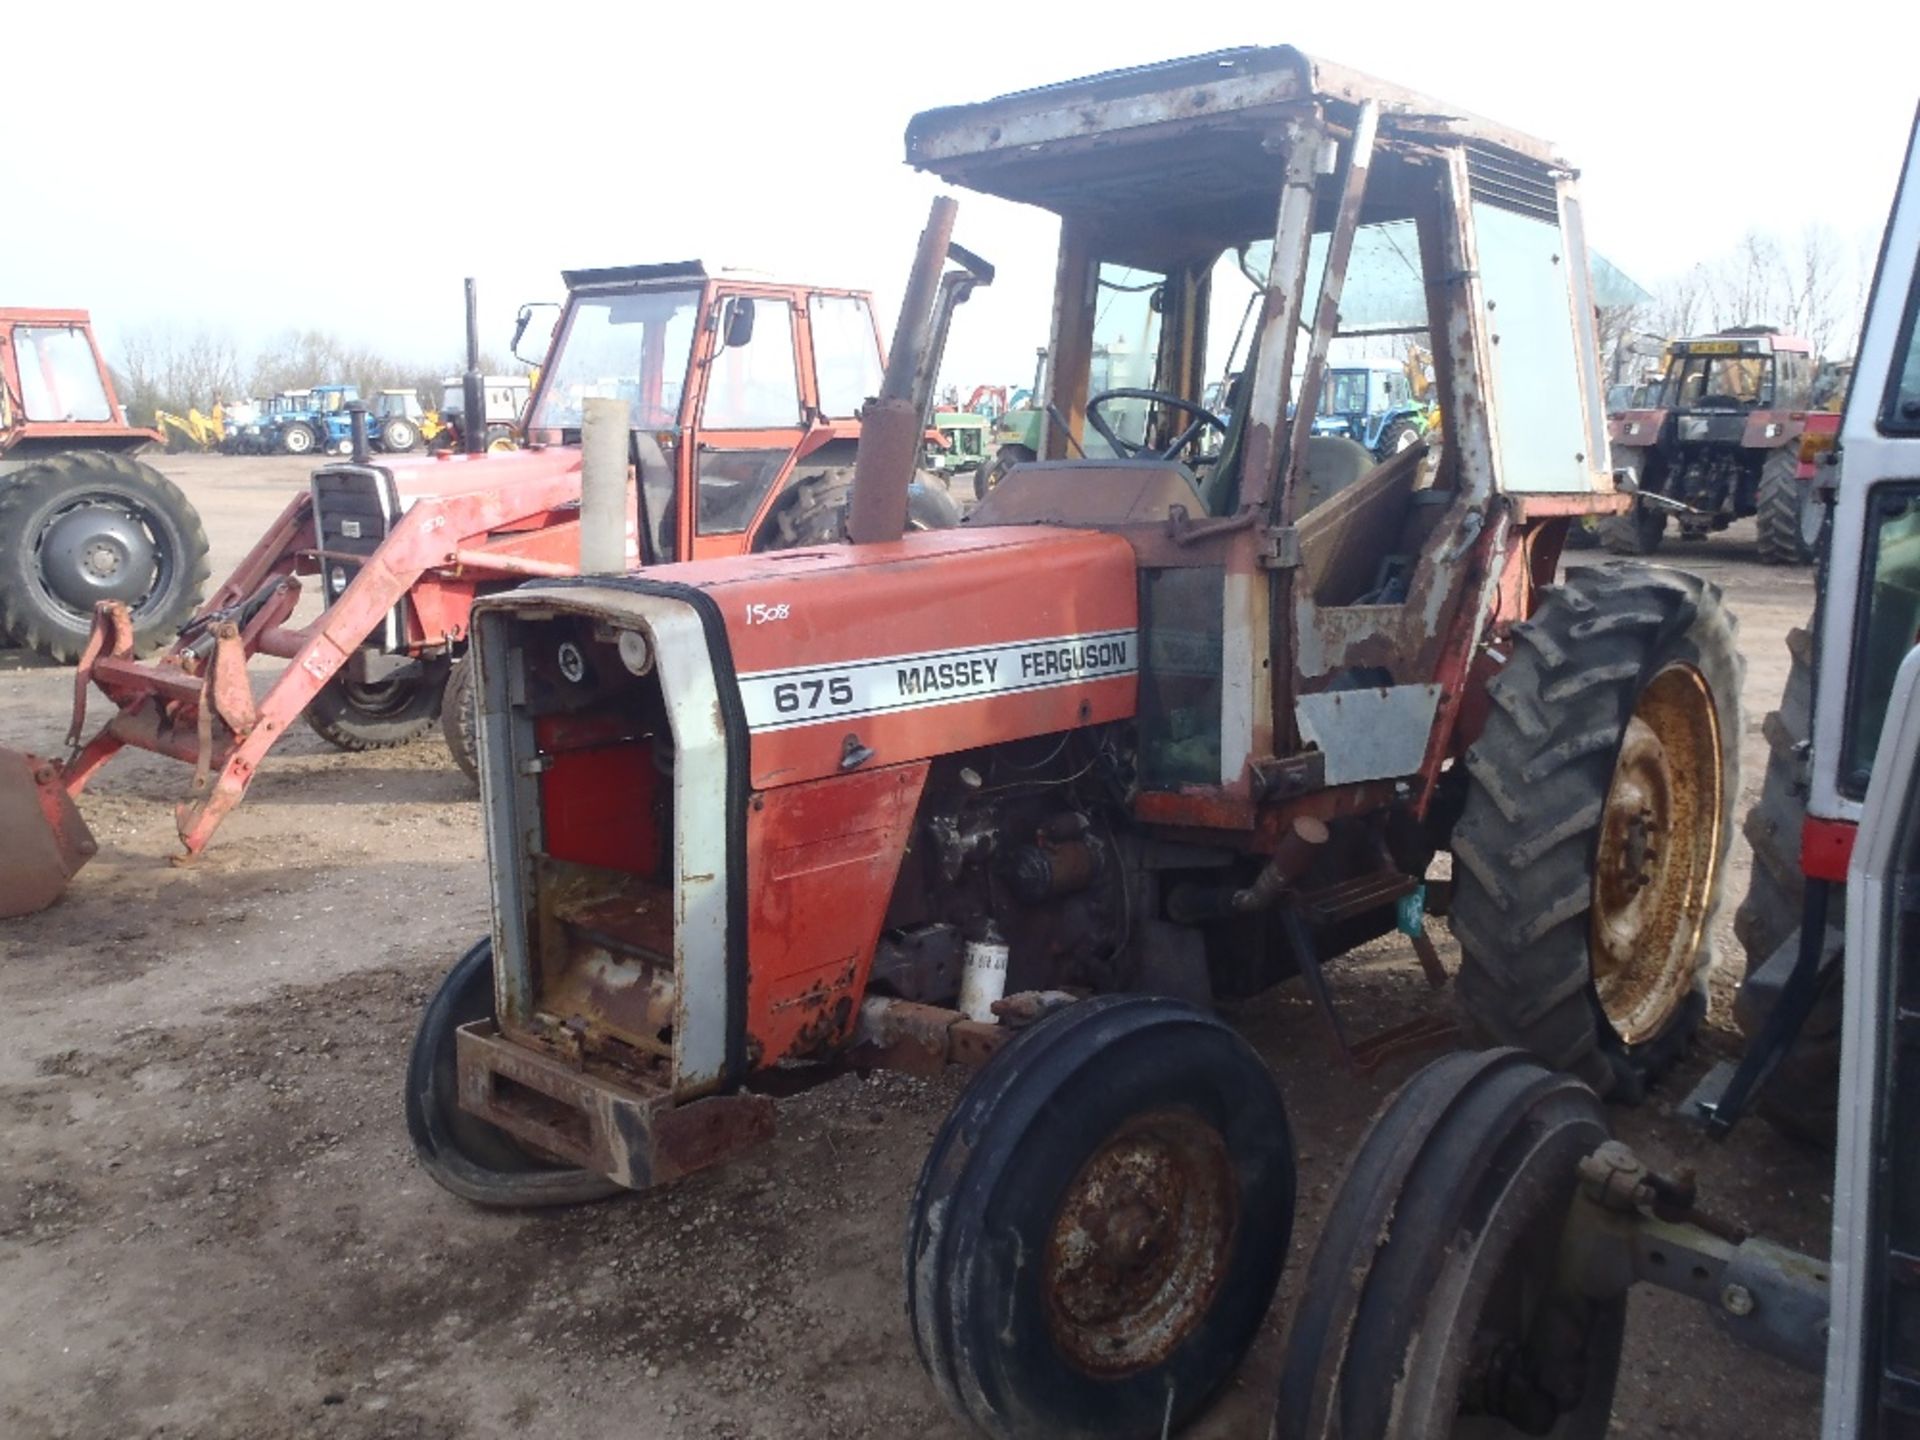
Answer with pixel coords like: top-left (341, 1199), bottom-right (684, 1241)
top-left (112, 325), bottom-right (522, 433)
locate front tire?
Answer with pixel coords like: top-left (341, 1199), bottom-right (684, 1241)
top-left (1450, 564), bottom-right (1741, 1097)
top-left (280, 422), bottom-right (316, 456)
top-left (1753, 447), bottom-right (1815, 565)
top-left (304, 658), bottom-right (450, 750)
top-left (1376, 417), bottom-right (1423, 458)
top-left (406, 939), bottom-right (623, 1208)
top-left (0, 452), bottom-right (211, 663)
top-left (976, 442), bottom-right (1036, 501)
top-left (380, 417), bottom-right (421, 454)
top-left (907, 996), bottom-right (1294, 1440)
top-left (441, 652), bottom-right (479, 785)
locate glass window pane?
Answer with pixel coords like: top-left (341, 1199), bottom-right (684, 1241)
top-left (1471, 202), bottom-right (1595, 493)
top-left (1886, 259), bottom-right (1920, 433)
top-left (703, 300), bottom-right (800, 430)
top-left (1087, 264), bottom-right (1166, 455)
top-left (14, 327), bottom-right (112, 422)
top-left (1138, 567), bottom-right (1224, 788)
top-left (695, 446), bottom-right (787, 536)
top-left (808, 295), bottom-right (883, 419)
top-left (1843, 484), bottom-right (1920, 795)
top-left (531, 287), bottom-right (701, 431)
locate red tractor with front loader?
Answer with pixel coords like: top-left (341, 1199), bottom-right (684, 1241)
top-left (402, 47), bottom-right (1743, 1439)
top-left (0, 308), bottom-right (211, 663)
top-left (0, 271), bottom-right (969, 919)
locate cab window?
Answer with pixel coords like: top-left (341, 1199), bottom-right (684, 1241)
top-left (1885, 257), bottom-right (1920, 434)
top-left (703, 299), bottom-right (801, 429)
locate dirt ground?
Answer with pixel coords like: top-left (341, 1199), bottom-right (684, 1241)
top-left (0, 453), bottom-right (1833, 1439)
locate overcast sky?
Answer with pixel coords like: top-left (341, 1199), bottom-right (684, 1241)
top-left (7, 1), bottom-right (1912, 390)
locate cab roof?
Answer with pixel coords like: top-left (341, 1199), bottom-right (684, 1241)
top-left (905, 46), bottom-right (1567, 232)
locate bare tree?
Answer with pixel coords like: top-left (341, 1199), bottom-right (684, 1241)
top-left (114, 324), bottom-right (244, 428)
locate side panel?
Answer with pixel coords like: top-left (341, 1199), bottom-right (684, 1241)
top-left (744, 761), bottom-right (929, 1066)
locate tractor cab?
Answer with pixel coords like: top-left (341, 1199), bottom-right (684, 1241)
top-left (519, 262), bottom-right (912, 561)
top-left (921, 44), bottom-right (1618, 813)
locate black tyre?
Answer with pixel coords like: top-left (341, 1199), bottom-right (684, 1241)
top-left (1450, 564), bottom-right (1741, 1098)
top-left (406, 938), bottom-right (623, 1208)
top-left (1732, 625), bottom-right (1840, 1144)
top-left (1563, 518), bottom-right (1601, 551)
top-left (907, 995), bottom-right (1294, 1440)
top-left (1599, 502), bottom-right (1666, 555)
top-left (441, 652), bottom-right (479, 785)
top-left (1376, 417), bottom-right (1423, 458)
top-left (1273, 1049), bottom-right (1622, 1440)
top-left (757, 470), bottom-right (959, 549)
top-left (483, 424), bottom-right (516, 453)
top-left (0, 452), bottom-right (211, 663)
top-left (976, 442), bottom-right (1037, 501)
top-left (304, 657), bottom-right (451, 750)
top-left (379, 417), bottom-right (421, 454)
top-left (1754, 447), bottom-right (1816, 565)
top-left (280, 422), bottom-right (316, 456)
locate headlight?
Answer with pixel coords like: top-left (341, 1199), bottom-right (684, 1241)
top-left (328, 566), bottom-right (348, 595)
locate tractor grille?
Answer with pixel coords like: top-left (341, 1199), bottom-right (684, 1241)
top-left (309, 464), bottom-right (403, 649)
top-left (1465, 144), bottom-right (1561, 223)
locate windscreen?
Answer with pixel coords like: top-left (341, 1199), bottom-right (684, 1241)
top-left (531, 287), bottom-right (702, 431)
top-left (14, 326), bottom-right (113, 423)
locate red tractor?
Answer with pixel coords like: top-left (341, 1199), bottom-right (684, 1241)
top-left (0, 268), bottom-right (970, 918)
top-left (1605, 327), bottom-right (1826, 561)
top-left (405, 47), bottom-right (1741, 1437)
top-left (0, 308), bottom-right (211, 662)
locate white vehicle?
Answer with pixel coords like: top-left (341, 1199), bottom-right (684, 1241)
top-left (438, 375), bottom-right (530, 450)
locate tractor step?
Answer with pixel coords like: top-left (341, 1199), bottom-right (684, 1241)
top-left (454, 1021), bottom-right (774, 1191)
top-left (1296, 869), bottom-right (1419, 926)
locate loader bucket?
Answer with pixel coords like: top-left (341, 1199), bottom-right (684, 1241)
top-left (0, 750), bottom-right (95, 918)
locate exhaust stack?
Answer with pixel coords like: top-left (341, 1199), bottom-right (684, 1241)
top-left (462, 277), bottom-right (486, 457)
top-left (847, 197), bottom-right (958, 546)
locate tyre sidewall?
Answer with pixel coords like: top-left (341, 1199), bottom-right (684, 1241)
top-left (936, 1006), bottom-right (1294, 1434)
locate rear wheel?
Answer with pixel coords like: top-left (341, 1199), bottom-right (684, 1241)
top-left (1732, 625), bottom-right (1841, 1144)
top-left (907, 995), bottom-right (1294, 1440)
top-left (1377, 417), bottom-right (1423, 458)
top-left (0, 452), bottom-right (211, 663)
top-left (406, 939), bottom-right (623, 1208)
top-left (380, 417), bottom-right (421, 454)
top-left (280, 422), bottom-right (316, 456)
top-left (483, 424), bottom-right (516, 453)
top-left (1754, 447), bottom-right (1816, 565)
top-left (756, 470), bottom-right (959, 548)
top-left (304, 657), bottom-right (450, 750)
top-left (1450, 565), bottom-right (1741, 1098)
top-left (977, 442), bottom-right (1037, 501)
top-left (1273, 1050), bottom-right (1621, 1440)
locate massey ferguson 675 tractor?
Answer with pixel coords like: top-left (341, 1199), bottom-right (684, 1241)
top-left (404, 48), bottom-right (1740, 1438)
top-left (0, 273), bottom-right (964, 918)
top-left (1605, 326), bottom-right (1825, 561)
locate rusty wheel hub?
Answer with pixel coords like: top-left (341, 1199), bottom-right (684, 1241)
top-left (1591, 663), bottom-right (1722, 1045)
top-left (1042, 1107), bottom-right (1237, 1377)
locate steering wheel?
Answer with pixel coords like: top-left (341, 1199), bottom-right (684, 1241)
top-left (1085, 388), bottom-right (1227, 462)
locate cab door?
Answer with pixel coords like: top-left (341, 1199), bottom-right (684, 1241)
top-left (686, 292), bottom-right (807, 560)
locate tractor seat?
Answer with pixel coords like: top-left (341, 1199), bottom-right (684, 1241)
top-left (1298, 435), bottom-right (1375, 515)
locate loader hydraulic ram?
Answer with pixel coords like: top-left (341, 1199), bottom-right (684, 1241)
top-left (406, 46), bottom-right (1743, 1440)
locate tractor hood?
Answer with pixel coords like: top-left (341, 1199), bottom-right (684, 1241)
top-left (471, 525), bottom-right (1140, 793)
top-left (378, 444), bottom-right (582, 512)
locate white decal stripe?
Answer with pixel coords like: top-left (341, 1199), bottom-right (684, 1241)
top-left (737, 629), bottom-right (1137, 732)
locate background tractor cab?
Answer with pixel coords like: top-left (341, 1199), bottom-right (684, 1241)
top-left (1606, 326), bottom-right (1824, 560)
top-left (1308, 356), bottom-right (1432, 458)
top-left (417, 46), bottom-right (1744, 1440)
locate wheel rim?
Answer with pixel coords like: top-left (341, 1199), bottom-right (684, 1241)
top-left (34, 497), bottom-right (166, 615)
top-left (1042, 1106), bottom-right (1238, 1377)
top-left (1590, 662), bottom-right (1722, 1044)
top-left (286, 428), bottom-right (311, 453)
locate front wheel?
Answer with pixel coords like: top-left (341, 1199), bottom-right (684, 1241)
top-left (304, 657), bottom-right (450, 750)
top-left (907, 995), bottom-right (1295, 1440)
top-left (1376, 417), bottom-right (1423, 458)
top-left (380, 417), bottom-right (421, 454)
top-left (1273, 1050), bottom-right (1622, 1439)
top-left (280, 422), bottom-right (316, 456)
top-left (1449, 564), bottom-right (1741, 1097)
top-left (976, 442), bottom-right (1036, 501)
top-left (441, 652), bottom-right (479, 785)
top-left (406, 939), bottom-right (623, 1208)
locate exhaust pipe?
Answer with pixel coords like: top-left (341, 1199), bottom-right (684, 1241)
top-left (578, 396), bottom-right (628, 575)
top-left (462, 277), bottom-right (486, 457)
top-left (847, 197), bottom-right (958, 546)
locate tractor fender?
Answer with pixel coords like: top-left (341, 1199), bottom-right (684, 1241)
top-left (1741, 410), bottom-right (1806, 451)
top-left (1607, 408), bottom-right (1667, 447)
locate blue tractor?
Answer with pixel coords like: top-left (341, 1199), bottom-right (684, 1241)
top-left (1309, 357), bottom-right (1430, 459)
